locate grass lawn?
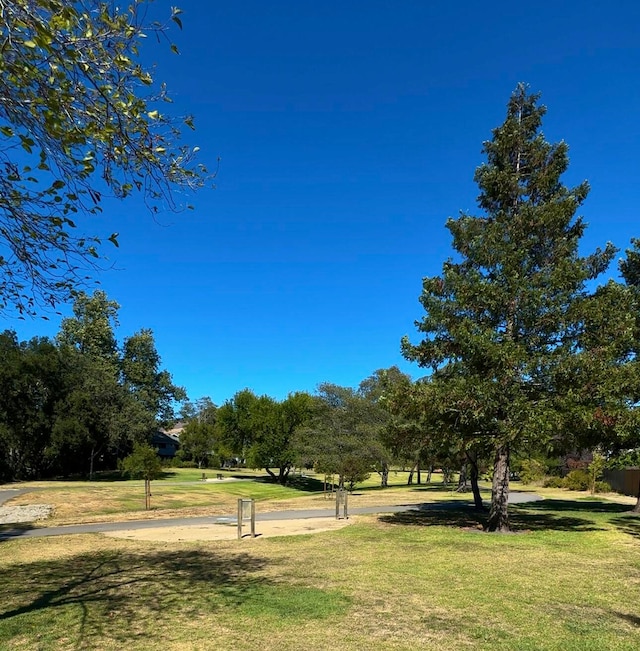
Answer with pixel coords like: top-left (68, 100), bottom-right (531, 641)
top-left (1, 495), bottom-right (639, 650)
top-left (1, 469), bottom-right (466, 525)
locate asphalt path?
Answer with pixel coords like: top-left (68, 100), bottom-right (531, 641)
top-left (0, 488), bottom-right (34, 506)
top-left (0, 492), bottom-right (542, 541)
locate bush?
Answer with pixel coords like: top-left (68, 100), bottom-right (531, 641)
top-left (563, 469), bottom-right (591, 491)
top-left (543, 476), bottom-right (564, 488)
top-left (518, 459), bottom-right (547, 484)
top-left (594, 480), bottom-right (612, 494)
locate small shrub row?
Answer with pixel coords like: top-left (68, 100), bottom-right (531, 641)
top-left (543, 471), bottom-right (611, 493)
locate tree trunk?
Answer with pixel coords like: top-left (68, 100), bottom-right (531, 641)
top-left (265, 467), bottom-right (277, 481)
top-left (465, 450), bottom-right (484, 510)
top-left (456, 463), bottom-right (468, 492)
top-left (466, 452), bottom-right (484, 510)
top-left (407, 463), bottom-right (416, 485)
top-left (278, 466), bottom-right (290, 485)
top-left (379, 462), bottom-right (389, 487)
top-left (416, 461), bottom-right (421, 485)
top-left (426, 464), bottom-right (433, 483)
top-left (89, 444), bottom-right (95, 481)
top-left (486, 444), bottom-right (510, 532)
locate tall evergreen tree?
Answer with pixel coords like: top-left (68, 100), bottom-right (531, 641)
top-left (402, 84), bottom-right (615, 531)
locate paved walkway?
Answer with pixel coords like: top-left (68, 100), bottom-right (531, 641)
top-left (0, 488), bottom-right (34, 507)
top-left (0, 492), bottom-right (542, 540)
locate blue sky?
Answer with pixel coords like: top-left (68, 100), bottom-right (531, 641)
top-left (5, 0), bottom-right (640, 405)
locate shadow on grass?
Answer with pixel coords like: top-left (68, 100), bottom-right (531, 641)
top-left (611, 611), bottom-right (640, 627)
top-left (379, 500), bottom-right (607, 533)
top-left (0, 522), bottom-right (34, 542)
top-left (610, 514), bottom-right (640, 539)
top-left (0, 547), bottom-right (271, 647)
top-left (379, 506), bottom-right (486, 530)
top-left (250, 474), bottom-right (326, 492)
top-left (514, 499), bottom-right (632, 515)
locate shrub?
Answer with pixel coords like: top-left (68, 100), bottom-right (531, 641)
top-left (543, 476), bottom-right (564, 488)
top-left (519, 459), bottom-right (547, 484)
top-left (594, 480), bottom-right (612, 494)
top-left (563, 469), bottom-right (591, 491)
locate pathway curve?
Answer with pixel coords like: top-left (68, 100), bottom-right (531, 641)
top-left (0, 492), bottom-right (542, 540)
top-left (0, 488), bottom-right (34, 507)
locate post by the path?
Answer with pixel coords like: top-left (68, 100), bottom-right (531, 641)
top-left (237, 498), bottom-right (256, 540)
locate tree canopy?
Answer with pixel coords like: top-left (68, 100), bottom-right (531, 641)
top-left (0, 290), bottom-right (184, 481)
top-left (0, 0), bottom-right (211, 315)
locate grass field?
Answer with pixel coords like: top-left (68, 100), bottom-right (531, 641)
top-left (2, 468), bottom-right (466, 525)
top-left (1, 479), bottom-right (639, 650)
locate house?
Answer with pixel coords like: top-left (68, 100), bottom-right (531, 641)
top-left (151, 428), bottom-right (182, 459)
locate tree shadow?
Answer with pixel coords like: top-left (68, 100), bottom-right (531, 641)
top-left (0, 522), bottom-right (35, 542)
top-left (285, 475), bottom-right (325, 492)
top-left (0, 547), bottom-right (273, 647)
top-left (404, 484), bottom-right (482, 494)
top-left (379, 506), bottom-right (486, 530)
top-left (610, 515), bottom-right (640, 539)
top-left (379, 500), bottom-right (606, 533)
top-left (610, 611), bottom-right (640, 627)
top-left (515, 499), bottom-right (632, 514)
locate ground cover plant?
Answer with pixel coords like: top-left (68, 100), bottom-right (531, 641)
top-left (0, 495), bottom-right (639, 650)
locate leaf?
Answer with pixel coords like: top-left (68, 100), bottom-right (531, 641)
top-left (170, 43), bottom-right (179, 55)
top-left (147, 110), bottom-right (159, 120)
top-left (23, 40), bottom-right (37, 48)
top-left (171, 15), bottom-right (183, 30)
top-left (108, 233), bottom-right (120, 248)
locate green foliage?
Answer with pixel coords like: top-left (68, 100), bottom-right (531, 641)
top-left (340, 456), bottom-right (372, 491)
top-left (217, 389), bottom-right (313, 484)
top-left (563, 469), bottom-right (591, 491)
top-left (401, 84), bottom-right (617, 531)
top-left (518, 459), bottom-right (547, 484)
top-left (543, 476), bottom-right (565, 488)
top-left (179, 420), bottom-right (218, 469)
top-left (0, 290), bottom-right (184, 481)
top-left (121, 328), bottom-right (186, 426)
top-left (120, 443), bottom-right (163, 481)
top-left (588, 453), bottom-right (607, 495)
top-left (297, 383), bottom-right (388, 490)
top-left (0, 0), bottom-right (211, 315)
top-left (608, 449), bottom-right (640, 469)
top-left (594, 480), bottom-right (612, 493)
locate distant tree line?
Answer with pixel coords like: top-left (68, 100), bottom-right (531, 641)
top-left (0, 290), bottom-right (184, 481)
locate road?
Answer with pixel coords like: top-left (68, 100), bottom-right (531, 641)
top-left (0, 492), bottom-right (542, 540)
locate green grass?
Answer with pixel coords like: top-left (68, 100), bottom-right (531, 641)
top-left (2, 472), bottom-right (317, 524)
top-left (1, 495), bottom-right (639, 650)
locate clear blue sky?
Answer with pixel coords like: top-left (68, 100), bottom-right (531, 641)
top-left (5, 0), bottom-right (640, 405)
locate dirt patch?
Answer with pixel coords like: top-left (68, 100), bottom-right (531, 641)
top-left (103, 517), bottom-right (353, 542)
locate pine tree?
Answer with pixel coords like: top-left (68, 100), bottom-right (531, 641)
top-left (402, 84), bottom-right (615, 531)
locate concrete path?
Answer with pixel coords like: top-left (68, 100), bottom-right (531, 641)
top-left (0, 492), bottom-right (542, 541)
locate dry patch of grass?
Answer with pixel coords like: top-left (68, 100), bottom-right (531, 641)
top-left (4, 479), bottom-right (467, 527)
